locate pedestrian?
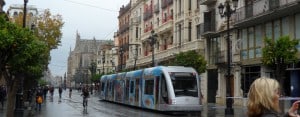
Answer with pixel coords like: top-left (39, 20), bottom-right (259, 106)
top-left (69, 87), bottom-right (72, 98)
top-left (43, 86), bottom-right (48, 100)
top-left (0, 86), bottom-right (5, 108)
top-left (35, 88), bottom-right (43, 111)
top-left (247, 77), bottom-right (300, 117)
top-left (58, 87), bottom-right (63, 99)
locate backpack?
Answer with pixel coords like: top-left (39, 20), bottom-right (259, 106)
top-left (37, 96), bottom-right (43, 104)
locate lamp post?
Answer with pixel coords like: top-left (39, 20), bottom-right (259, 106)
top-left (23, 0), bottom-right (28, 28)
top-left (133, 44), bottom-right (138, 70)
top-left (119, 47), bottom-right (124, 71)
top-left (218, 0), bottom-right (238, 115)
top-left (102, 51), bottom-right (105, 74)
top-left (15, 0), bottom-right (28, 114)
top-left (128, 44), bottom-right (140, 70)
top-left (148, 30), bottom-right (158, 67)
top-left (110, 57), bottom-right (115, 73)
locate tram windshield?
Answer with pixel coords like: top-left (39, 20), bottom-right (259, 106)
top-left (170, 72), bottom-right (198, 97)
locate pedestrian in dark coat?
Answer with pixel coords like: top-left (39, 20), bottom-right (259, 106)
top-left (0, 86), bottom-right (5, 108)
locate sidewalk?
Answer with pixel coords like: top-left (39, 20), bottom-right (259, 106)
top-left (200, 103), bottom-right (247, 117)
top-left (0, 99), bottom-right (37, 117)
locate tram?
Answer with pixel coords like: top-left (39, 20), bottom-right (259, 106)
top-left (99, 66), bottom-right (202, 112)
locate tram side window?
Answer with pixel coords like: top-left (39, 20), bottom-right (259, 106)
top-left (145, 80), bottom-right (154, 95)
top-left (130, 81), bottom-right (134, 93)
top-left (101, 82), bottom-right (105, 91)
top-left (108, 82), bottom-right (111, 92)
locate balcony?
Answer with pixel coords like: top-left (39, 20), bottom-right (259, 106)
top-left (157, 19), bottom-right (173, 34)
top-left (161, 0), bottom-right (168, 9)
top-left (161, 0), bottom-right (172, 9)
top-left (201, 11), bottom-right (216, 37)
top-left (199, 0), bottom-right (217, 5)
top-left (133, 39), bottom-right (204, 67)
top-left (234, 0), bottom-right (300, 27)
top-left (131, 16), bottom-right (141, 25)
top-left (167, 0), bottom-right (173, 5)
top-left (143, 10), bottom-right (153, 21)
top-left (119, 23), bottom-right (129, 34)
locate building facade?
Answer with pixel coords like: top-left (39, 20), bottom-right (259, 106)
top-left (7, 4), bottom-right (38, 28)
top-left (67, 32), bottom-right (112, 87)
top-left (117, 2), bottom-right (131, 72)
top-left (115, 0), bottom-right (300, 106)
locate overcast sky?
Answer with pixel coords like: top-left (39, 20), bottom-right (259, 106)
top-left (3, 0), bottom-right (130, 77)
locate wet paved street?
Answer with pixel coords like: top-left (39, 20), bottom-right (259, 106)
top-left (2, 89), bottom-right (298, 117)
top-left (2, 89), bottom-right (249, 117)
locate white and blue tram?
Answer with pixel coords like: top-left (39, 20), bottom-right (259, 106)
top-left (99, 66), bottom-right (202, 111)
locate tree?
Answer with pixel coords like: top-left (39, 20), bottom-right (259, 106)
top-left (0, 14), bottom-right (48, 116)
top-left (10, 9), bottom-right (64, 64)
top-left (89, 61), bottom-right (97, 79)
top-left (34, 9), bottom-right (64, 50)
top-left (170, 50), bottom-right (207, 74)
top-left (262, 36), bottom-right (299, 94)
top-left (91, 74), bottom-right (102, 83)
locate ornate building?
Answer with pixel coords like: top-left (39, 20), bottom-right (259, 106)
top-left (67, 32), bottom-right (112, 87)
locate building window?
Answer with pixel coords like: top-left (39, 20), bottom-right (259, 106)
top-left (178, 0), bottom-right (182, 13)
top-left (255, 25), bottom-right (262, 58)
top-left (208, 36), bottom-right (220, 64)
top-left (13, 12), bottom-right (18, 17)
top-left (274, 20), bottom-right (280, 41)
top-left (265, 22), bottom-right (273, 39)
top-left (188, 22), bottom-right (192, 41)
top-left (178, 24), bottom-right (182, 46)
top-left (241, 24), bottom-right (264, 60)
top-left (241, 66), bottom-right (261, 97)
top-left (295, 14), bottom-right (300, 50)
top-left (196, 0), bottom-right (200, 9)
top-left (188, 0), bottom-right (191, 10)
top-left (135, 27), bottom-right (139, 39)
top-left (196, 24), bottom-right (201, 39)
top-left (242, 29), bottom-right (248, 60)
top-left (282, 17), bottom-right (289, 36)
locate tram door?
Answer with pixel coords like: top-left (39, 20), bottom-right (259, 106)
top-left (135, 79), bottom-right (140, 106)
top-left (104, 81), bottom-right (108, 100)
top-left (155, 76), bottom-right (159, 107)
top-left (129, 80), bottom-right (135, 106)
top-left (160, 74), bottom-right (168, 104)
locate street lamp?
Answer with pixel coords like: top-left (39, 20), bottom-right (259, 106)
top-left (102, 51), bottom-right (105, 74)
top-left (128, 44), bottom-right (140, 70)
top-left (110, 57), bottom-right (115, 73)
top-left (23, 0), bottom-right (28, 28)
top-left (15, 0), bottom-right (28, 114)
top-left (148, 30), bottom-right (158, 67)
top-left (218, 0), bottom-right (238, 115)
top-left (133, 44), bottom-right (139, 70)
top-left (119, 47), bottom-right (124, 71)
